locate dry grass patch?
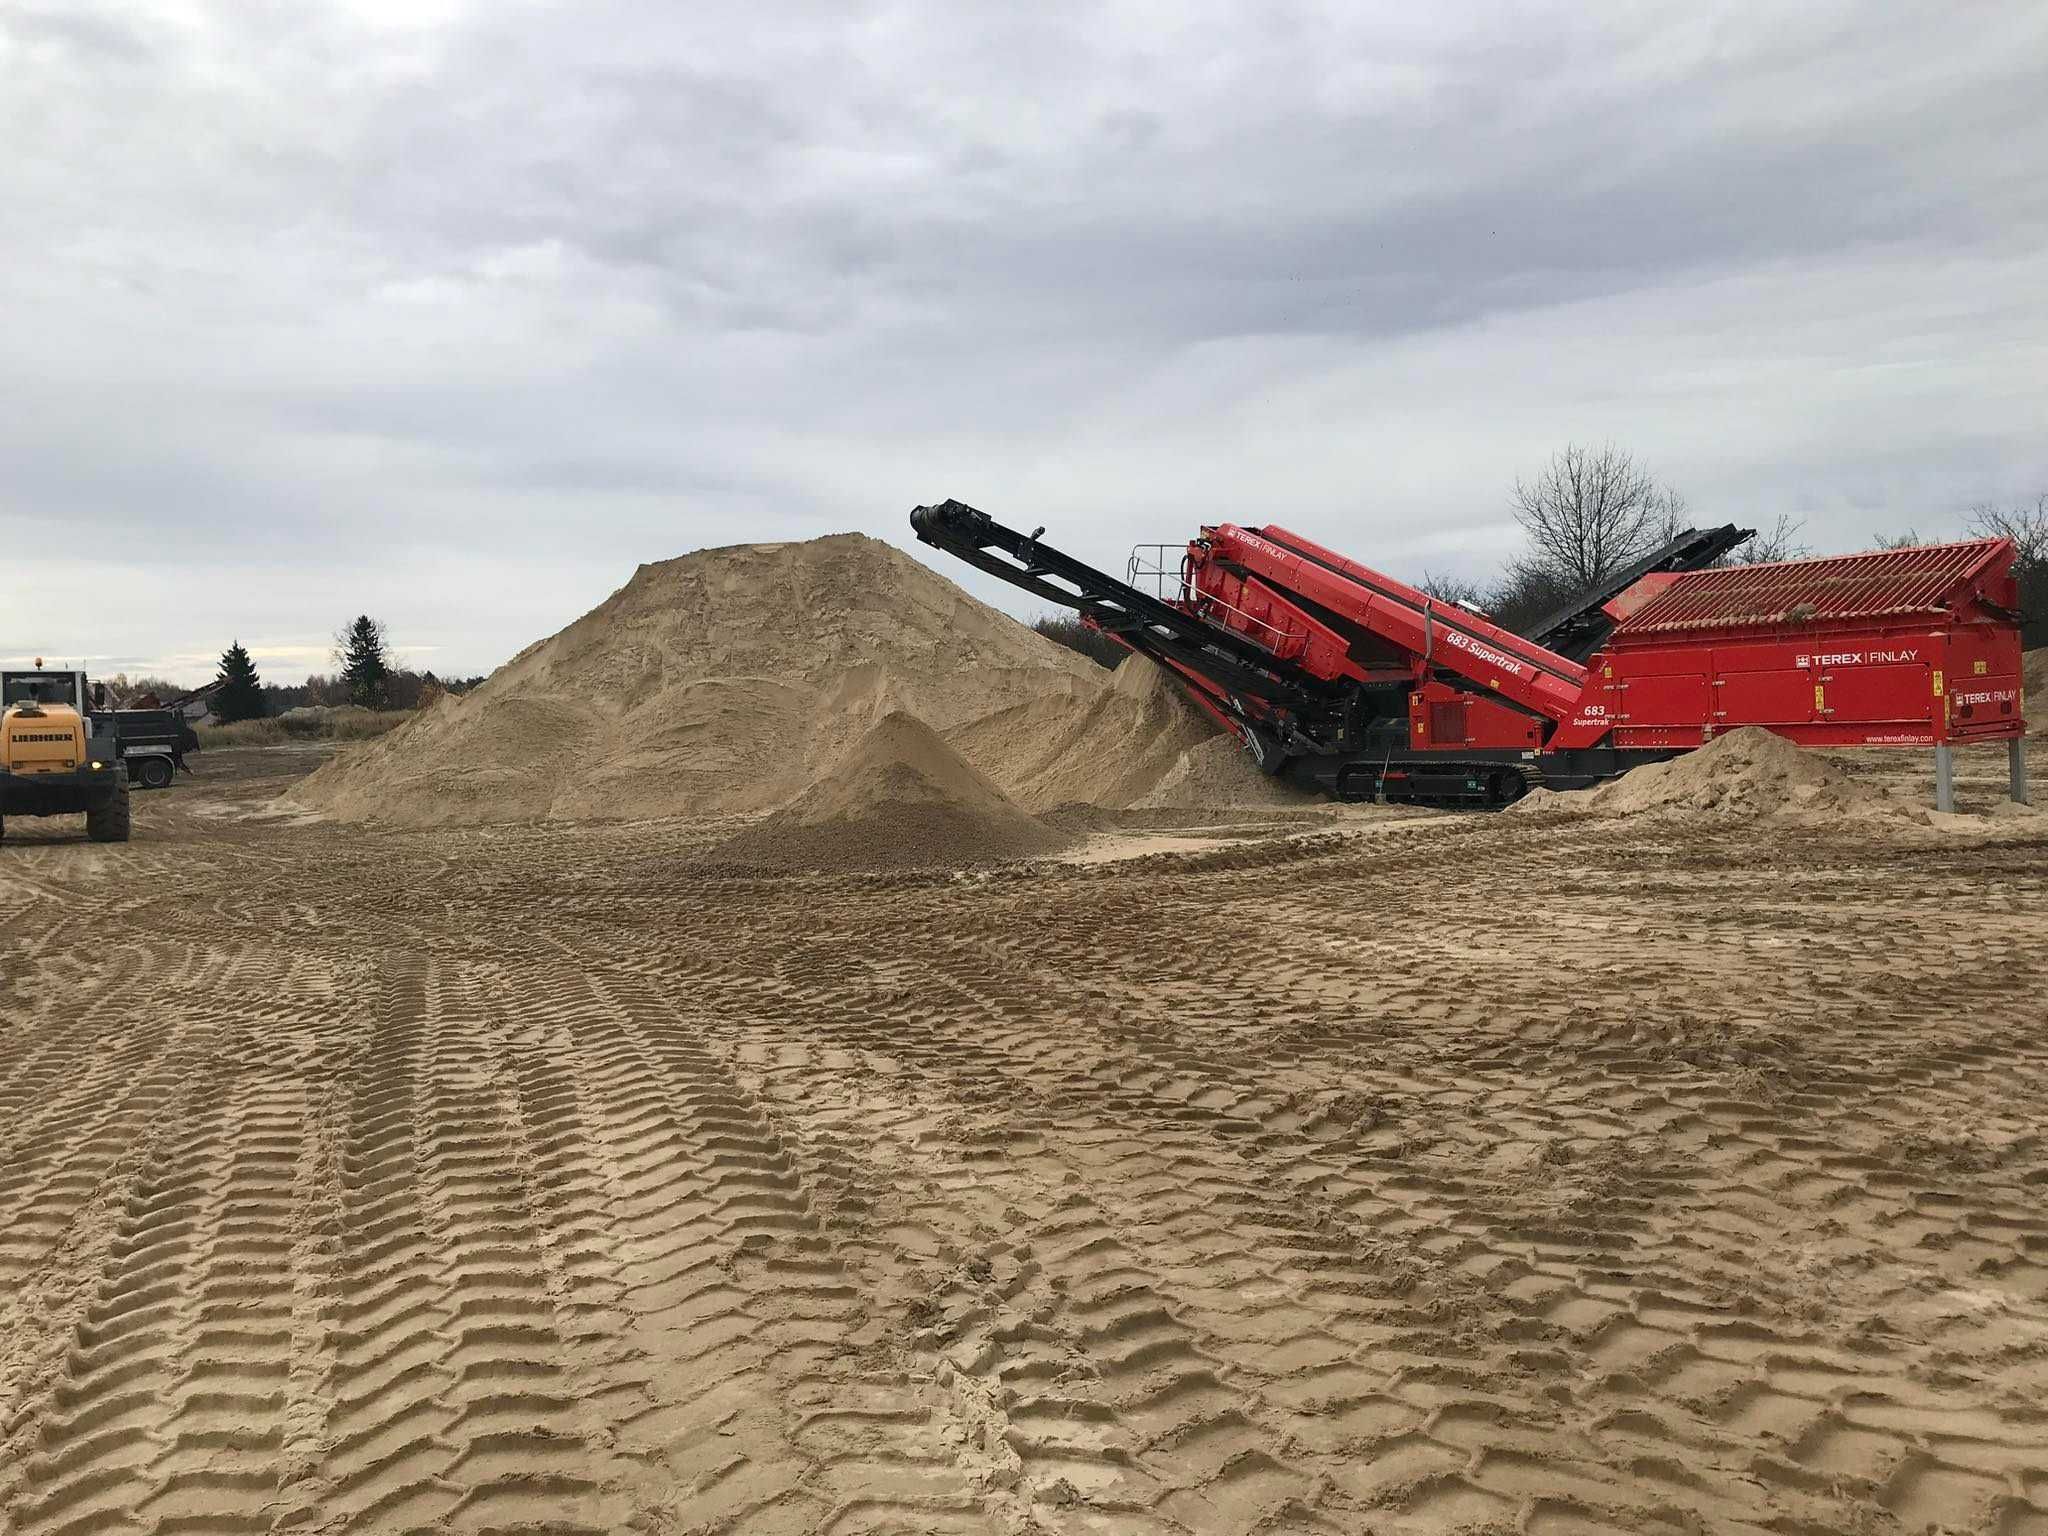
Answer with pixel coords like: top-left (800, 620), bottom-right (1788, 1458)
top-left (198, 707), bottom-right (408, 748)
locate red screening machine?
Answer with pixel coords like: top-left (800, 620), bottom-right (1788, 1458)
top-left (911, 500), bottom-right (2029, 808)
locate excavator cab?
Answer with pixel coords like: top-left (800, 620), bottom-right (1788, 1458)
top-left (6, 673), bottom-right (73, 707)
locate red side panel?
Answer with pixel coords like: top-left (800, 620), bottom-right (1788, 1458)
top-left (1571, 626), bottom-right (2021, 749)
top-left (1194, 523), bottom-right (1590, 722)
top-left (1191, 565), bottom-right (1388, 685)
top-left (1714, 640), bottom-right (1822, 731)
top-left (1945, 628), bottom-right (2027, 738)
top-left (1407, 684), bottom-right (1544, 751)
top-left (1563, 536), bottom-right (2028, 748)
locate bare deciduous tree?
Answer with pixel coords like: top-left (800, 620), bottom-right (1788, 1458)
top-left (1967, 495), bottom-right (2048, 566)
top-left (102, 672), bottom-right (189, 702)
top-left (1510, 444), bottom-right (1675, 587)
top-left (1417, 571), bottom-right (1488, 611)
top-left (1649, 486), bottom-right (1691, 545)
top-left (1967, 494), bottom-right (2048, 647)
top-left (1729, 513), bottom-right (1810, 566)
top-left (1485, 558), bottom-right (1581, 634)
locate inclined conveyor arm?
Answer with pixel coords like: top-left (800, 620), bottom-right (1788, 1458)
top-left (908, 499), bottom-right (1332, 716)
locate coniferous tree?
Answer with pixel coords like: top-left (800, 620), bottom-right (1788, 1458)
top-left (336, 616), bottom-right (392, 708)
top-left (214, 641), bottom-right (268, 723)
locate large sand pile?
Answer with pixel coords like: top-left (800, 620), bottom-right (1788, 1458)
top-left (294, 534), bottom-right (1099, 826)
top-left (1525, 726), bottom-right (1912, 822)
top-left (2027, 647), bottom-right (2045, 736)
top-left (708, 710), bottom-right (1066, 871)
top-left (951, 652), bottom-right (1303, 811)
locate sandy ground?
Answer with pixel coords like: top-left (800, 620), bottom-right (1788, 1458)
top-left (4, 746), bottom-right (2047, 1536)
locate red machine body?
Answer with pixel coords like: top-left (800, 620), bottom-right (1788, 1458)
top-left (1555, 539), bottom-right (2025, 751)
top-left (1184, 523), bottom-right (2025, 762)
top-left (1190, 525), bottom-right (1591, 721)
top-left (909, 497), bottom-right (2028, 804)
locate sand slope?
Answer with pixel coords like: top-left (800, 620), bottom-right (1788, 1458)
top-left (709, 710), bottom-right (1067, 871)
top-left (950, 651), bottom-right (1298, 811)
top-left (294, 534), bottom-right (1099, 825)
top-left (949, 651), bottom-right (1216, 809)
top-left (1130, 732), bottom-right (1322, 810)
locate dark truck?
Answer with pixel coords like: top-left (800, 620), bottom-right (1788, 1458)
top-left (0, 671), bottom-right (201, 790)
top-left (105, 707), bottom-right (201, 789)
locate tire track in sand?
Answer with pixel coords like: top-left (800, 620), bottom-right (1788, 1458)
top-left (542, 964), bottom-right (1020, 1534)
top-left (0, 951), bottom-right (234, 1470)
top-left (660, 887), bottom-right (1801, 1534)
top-left (0, 1002), bottom-right (316, 1535)
top-left (644, 933), bottom-right (1365, 1535)
top-left (290, 952), bottom-right (627, 1534)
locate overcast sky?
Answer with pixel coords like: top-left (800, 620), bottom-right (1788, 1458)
top-left (3, 2), bottom-right (2043, 685)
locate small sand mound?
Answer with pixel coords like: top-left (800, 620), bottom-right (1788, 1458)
top-left (709, 711), bottom-right (1067, 871)
top-left (1568, 727), bottom-right (1911, 821)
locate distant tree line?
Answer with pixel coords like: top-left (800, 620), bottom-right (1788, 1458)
top-left (1030, 445), bottom-right (2046, 663)
top-left (197, 615), bottom-right (487, 725)
top-left (98, 671), bottom-right (192, 701)
top-left (257, 669), bottom-right (486, 715)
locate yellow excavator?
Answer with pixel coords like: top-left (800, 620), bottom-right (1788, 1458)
top-left (0, 672), bottom-right (130, 843)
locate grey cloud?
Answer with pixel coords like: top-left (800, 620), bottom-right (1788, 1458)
top-left (0, 3), bottom-right (155, 62)
top-left (1, 1), bottom-right (2043, 682)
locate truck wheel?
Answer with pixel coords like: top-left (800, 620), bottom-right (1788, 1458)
top-left (86, 785), bottom-right (132, 844)
top-left (135, 756), bottom-right (174, 790)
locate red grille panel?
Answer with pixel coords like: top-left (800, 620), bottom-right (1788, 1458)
top-left (1616, 538), bottom-right (2008, 636)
